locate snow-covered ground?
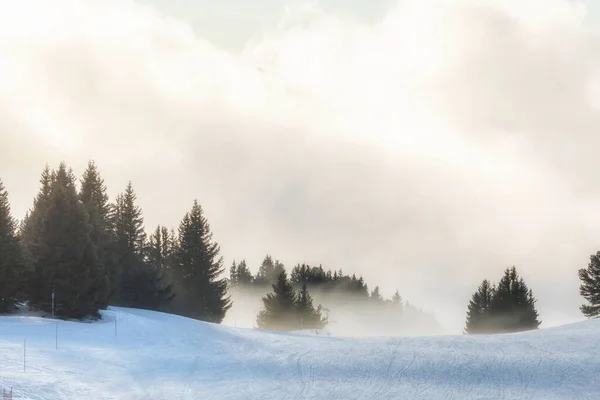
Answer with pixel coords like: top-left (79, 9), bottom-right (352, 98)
top-left (0, 307), bottom-right (597, 399)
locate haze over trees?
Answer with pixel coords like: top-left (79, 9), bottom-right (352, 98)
top-left (464, 267), bottom-right (541, 334)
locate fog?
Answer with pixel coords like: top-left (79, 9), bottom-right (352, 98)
top-left (1, 0), bottom-right (599, 333)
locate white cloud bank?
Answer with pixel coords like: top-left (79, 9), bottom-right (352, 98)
top-left (1, 0), bottom-right (599, 332)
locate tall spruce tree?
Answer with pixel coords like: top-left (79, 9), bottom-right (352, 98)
top-left (464, 279), bottom-right (494, 334)
top-left (28, 163), bottom-right (101, 318)
top-left (79, 161), bottom-right (111, 309)
top-left (113, 182), bottom-right (171, 310)
top-left (173, 200), bottom-right (231, 322)
top-left (256, 271), bottom-right (298, 331)
top-left (0, 179), bottom-right (24, 313)
top-left (579, 251), bottom-right (600, 318)
top-left (295, 282), bottom-right (327, 329)
top-left (21, 165), bottom-right (53, 294)
top-left (145, 226), bottom-right (175, 310)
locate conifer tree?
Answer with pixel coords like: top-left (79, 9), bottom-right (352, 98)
top-left (254, 255), bottom-right (285, 286)
top-left (28, 163), bottom-right (101, 318)
top-left (229, 261), bottom-right (238, 287)
top-left (235, 260), bottom-right (253, 285)
top-left (145, 226), bottom-right (175, 310)
top-left (391, 290), bottom-right (404, 306)
top-left (464, 279), bottom-right (494, 334)
top-left (370, 286), bottom-right (383, 302)
top-left (113, 182), bottom-right (170, 310)
top-left (579, 251), bottom-right (600, 318)
top-left (79, 161), bottom-right (111, 309)
top-left (173, 200), bottom-right (231, 322)
top-left (0, 179), bottom-right (23, 313)
top-left (256, 271), bottom-right (298, 331)
top-left (464, 267), bottom-right (540, 334)
top-left (295, 282), bottom-right (327, 329)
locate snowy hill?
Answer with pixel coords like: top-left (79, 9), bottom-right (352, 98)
top-left (0, 307), bottom-right (597, 399)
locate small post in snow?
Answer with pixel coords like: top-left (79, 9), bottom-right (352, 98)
top-left (51, 290), bottom-right (55, 319)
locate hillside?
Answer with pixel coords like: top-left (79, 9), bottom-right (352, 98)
top-left (0, 307), bottom-right (597, 399)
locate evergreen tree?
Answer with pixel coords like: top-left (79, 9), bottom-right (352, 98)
top-left (295, 282), bottom-right (327, 329)
top-left (79, 161), bottom-right (111, 309)
top-left (145, 226), bottom-right (175, 310)
top-left (0, 180), bottom-right (23, 313)
top-left (579, 251), bottom-right (600, 318)
top-left (235, 260), bottom-right (253, 285)
top-left (464, 279), bottom-right (494, 334)
top-left (21, 165), bottom-right (53, 291)
top-left (464, 267), bottom-right (540, 334)
top-left (256, 271), bottom-right (298, 331)
top-left (370, 286), bottom-right (383, 302)
top-left (29, 163), bottom-right (101, 318)
top-left (173, 200), bottom-right (231, 322)
top-left (229, 261), bottom-right (238, 286)
top-left (391, 290), bottom-right (404, 306)
top-left (254, 255), bottom-right (285, 286)
top-left (113, 182), bottom-right (170, 310)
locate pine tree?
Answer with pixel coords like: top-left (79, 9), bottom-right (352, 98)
top-left (29, 163), bottom-right (101, 318)
top-left (21, 165), bottom-right (53, 293)
top-left (254, 255), bottom-right (285, 286)
top-left (391, 290), bottom-right (403, 306)
top-left (79, 161), bottom-right (111, 309)
top-left (295, 282), bottom-right (327, 329)
top-left (0, 180), bottom-right (23, 313)
top-left (235, 260), bottom-right (253, 285)
top-left (256, 271), bottom-right (298, 331)
top-left (579, 251), bottom-right (600, 318)
top-left (464, 267), bottom-right (541, 334)
top-left (145, 226), bottom-right (175, 310)
top-left (370, 286), bottom-right (383, 302)
top-left (173, 200), bottom-right (231, 322)
top-left (229, 261), bottom-right (238, 287)
top-left (464, 279), bottom-right (494, 334)
top-left (113, 182), bottom-right (169, 309)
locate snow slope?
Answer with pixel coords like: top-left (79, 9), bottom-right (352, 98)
top-left (0, 307), bottom-right (597, 399)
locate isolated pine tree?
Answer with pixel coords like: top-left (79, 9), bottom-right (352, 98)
top-left (0, 180), bottom-right (23, 313)
top-left (79, 161), bottom-right (111, 309)
top-left (256, 271), bottom-right (298, 331)
top-left (173, 200), bottom-right (231, 322)
top-left (28, 163), bottom-right (101, 318)
top-left (579, 251), bottom-right (600, 318)
top-left (295, 282), bottom-right (327, 329)
top-left (464, 279), bottom-right (494, 334)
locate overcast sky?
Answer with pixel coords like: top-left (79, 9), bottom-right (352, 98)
top-left (1, 0), bottom-right (600, 333)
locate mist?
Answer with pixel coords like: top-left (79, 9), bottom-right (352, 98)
top-left (224, 285), bottom-right (443, 337)
top-left (1, 0), bottom-right (599, 333)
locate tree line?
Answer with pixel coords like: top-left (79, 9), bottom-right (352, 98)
top-left (3, 160), bottom-right (600, 334)
top-left (0, 161), bottom-right (229, 322)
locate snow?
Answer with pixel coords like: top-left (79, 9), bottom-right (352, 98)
top-left (0, 306), bottom-right (597, 399)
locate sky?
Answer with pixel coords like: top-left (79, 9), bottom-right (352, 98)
top-left (1, 0), bottom-right (600, 333)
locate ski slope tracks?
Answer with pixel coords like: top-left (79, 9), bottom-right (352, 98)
top-left (0, 307), bottom-right (597, 399)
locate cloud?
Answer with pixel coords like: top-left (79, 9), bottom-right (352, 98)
top-left (0, 0), bottom-right (598, 332)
